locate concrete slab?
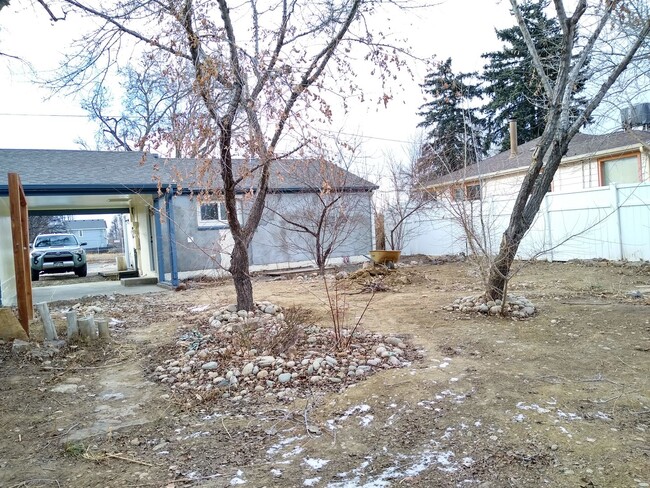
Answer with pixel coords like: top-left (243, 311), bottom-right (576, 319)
top-left (33, 281), bottom-right (168, 303)
top-left (121, 276), bottom-right (159, 286)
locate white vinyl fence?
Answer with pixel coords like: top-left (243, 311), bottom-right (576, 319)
top-left (402, 182), bottom-right (650, 262)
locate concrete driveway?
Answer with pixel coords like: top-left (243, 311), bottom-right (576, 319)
top-left (32, 281), bottom-right (167, 303)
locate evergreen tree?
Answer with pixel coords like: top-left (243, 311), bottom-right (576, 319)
top-left (481, 0), bottom-right (587, 153)
top-left (417, 58), bottom-right (484, 179)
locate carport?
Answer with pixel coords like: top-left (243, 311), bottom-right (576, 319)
top-left (0, 149), bottom-right (180, 307)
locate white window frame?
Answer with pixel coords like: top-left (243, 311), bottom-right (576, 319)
top-left (197, 198), bottom-right (244, 228)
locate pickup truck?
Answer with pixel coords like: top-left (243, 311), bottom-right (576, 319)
top-left (30, 233), bottom-right (88, 281)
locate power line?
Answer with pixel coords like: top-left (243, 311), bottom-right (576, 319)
top-left (0, 112), bottom-right (89, 118)
top-left (0, 113), bottom-right (416, 144)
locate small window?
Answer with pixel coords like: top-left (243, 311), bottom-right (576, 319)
top-left (197, 201), bottom-right (228, 227)
top-left (466, 184), bottom-right (481, 201)
top-left (600, 155), bottom-right (640, 186)
top-left (452, 183), bottom-right (481, 201)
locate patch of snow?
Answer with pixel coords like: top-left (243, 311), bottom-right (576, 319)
top-left (557, 410), bottom-right (582, 421)
top-left (304, 458), bottom-right (330, 470)
top-left (304, 477), bottom-right (321, 486)
top-left (190, 305), bottom-right (210, 312)
top-left (230, 469), bottom-right (246, 485)
top-left (270, 469), bottom-right (282, 477)
top-left (516, 402), bottom-right (550, 414)
top-left (449, 377), bottom-right (459, 382)
top-left (512, 414), bottom-right (526, 422)
top-left (439, 362), bottom-right (450, 368)
top-left (181, 431), bottom-right (211, 440)
top-left (359, 415), bottom-right (374, 427)
top-left (595, 411), bottom-right (611, 421)
top-left (474, 421), bottom-right (482, 427)
top-left (266, 436), bottom-right (304, 456)
top-left (283, 446), bottom-right (304, 459)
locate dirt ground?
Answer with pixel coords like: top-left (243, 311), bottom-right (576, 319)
top-left (1, 259), bottom-right (648, 488)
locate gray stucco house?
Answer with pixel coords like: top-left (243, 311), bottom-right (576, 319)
top-left (0, 149), bottom-right (376, 306)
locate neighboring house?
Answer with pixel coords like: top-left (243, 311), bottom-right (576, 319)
top-left (425, 130), bottom-right (650, 200)
top-left (0, 150), bottom-right (376, 306)
top-left (404, 129), bottom-right (650, 261)
top-left (65, 219), bottom-right (108, 250)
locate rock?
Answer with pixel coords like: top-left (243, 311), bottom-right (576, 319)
top-left (489, 306), bottom-right (501, 316)
top-left (367, 358), bottom-right (381, 367)
top-left (237, 310), bottom-right (248, 318)
top-left (201, 361), bottom-right (219, 370)
top-left (11, 339), bottom-right (32, 354)
top-left (258, 356), bottom-right (275, 368)
top-left (385, 337), bottom-right (401, 346)
top-left (313, 358), bottom-right (323, 370)
top-left (375, 346), bottom-right (386, 356)
top-left (309, 376), bottom-right (322, 383)
top-left (522, 306), bottom-right (535, 317)
top-left (257, 370), bottom-right (269, 379)
top-left (355, 366), bottom-right (372, 376)
top-left (226, 304), bottom-right (238, 312)
top-left (264, 305), bottom-right (276, 314)
top-left (278, 373), bottom-right (292, 383)
top-left (478, 304), bottom-right (489, 313)
top-left (241, 362), bottom-right (254, 376)
top-left (325, 355), bottom-right (338, 366)
top-left (51, 384), bottom-right (78, 394)
top-left (388, 356), bottom-right (401, 367)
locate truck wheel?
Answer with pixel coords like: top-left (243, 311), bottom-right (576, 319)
top-left (75, 264), bottom-right (88, 278)
top-left (31, 269), bottom-right (40, 281)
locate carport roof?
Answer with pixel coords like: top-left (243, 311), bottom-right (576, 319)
top-left (0, 149), bottom-right (376, 195)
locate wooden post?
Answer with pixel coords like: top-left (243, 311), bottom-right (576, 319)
top-left (78, 316), bottom-right (97, 340)
top-left (35, 302), bottom-right (58, 341)
top-left (66, 310), bottom-right (79, 339)
top-left (96, 318), bottom-right (110, 340)
top-left (8, 172), bottom-right (32, 333)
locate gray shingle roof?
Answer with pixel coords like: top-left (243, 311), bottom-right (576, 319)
top-left (425, 130), bottom-right (650, 187)
top-left (0, 149), bottom-right (376, 194)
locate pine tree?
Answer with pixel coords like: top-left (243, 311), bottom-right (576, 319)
top-left (417, 58), bottom-right (484, 179)
top-left (481, 0), bottom-right (587, 153)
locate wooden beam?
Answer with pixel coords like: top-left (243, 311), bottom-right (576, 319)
top-left (8, 173), bottom-right (30, 334)
top-left (20, 189), bottom-right (33, 319)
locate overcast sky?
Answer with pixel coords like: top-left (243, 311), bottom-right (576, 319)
top-left (0, 0), bottom-right (514, 170)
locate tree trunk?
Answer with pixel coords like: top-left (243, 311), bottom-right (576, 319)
top-left (486, 231), bottom-right (520, 301)
top-left (229, 238), bottom-right (254, 311)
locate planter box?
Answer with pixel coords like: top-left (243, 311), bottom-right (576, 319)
top-left (369, 250), bottom-right (401, 265)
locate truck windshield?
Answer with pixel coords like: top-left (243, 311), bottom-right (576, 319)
top-left (35, 235), bottom-right (78, 247)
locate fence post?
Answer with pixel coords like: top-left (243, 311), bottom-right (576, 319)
top-left (610, 184), bottom-right (624, 260)
top-left (543, 193), bottom-right (554, 262)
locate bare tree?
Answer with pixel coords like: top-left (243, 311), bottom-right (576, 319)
top-left (45, 0), bottom-right (411, 309)
top-left (486, 0), bottom-right (650, 300)
top-left (380, 135), bottom-right (434, 251)
top-left (78, 54), bottom-right (218, 156)
top-left (28, 215), bottom-right (67, 242)
top-left (264, 149), bottom-right (372, 274)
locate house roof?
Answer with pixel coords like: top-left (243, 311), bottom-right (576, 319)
top-left (0, 149), bottom-right (377, 196)
top-left (66, 219), bottom-right (107, 230)
top-left (425, 130), bottom-right (650, 187)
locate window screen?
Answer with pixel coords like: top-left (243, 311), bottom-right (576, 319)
top-left (466, 184), bottom-right (481, 201)
top-left (601, 156), bottom-right (639, 185)
top-left (200, 202), bottom-right (227, 222)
